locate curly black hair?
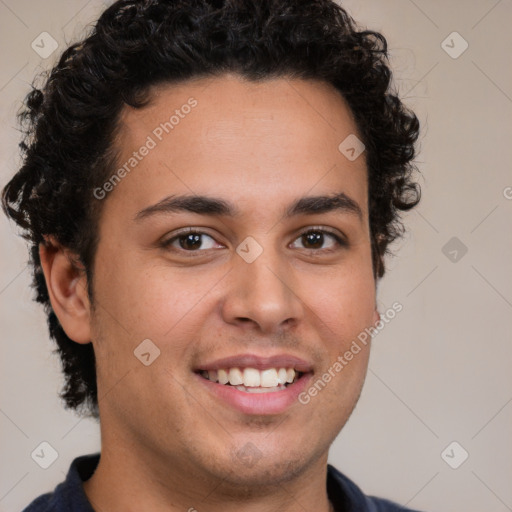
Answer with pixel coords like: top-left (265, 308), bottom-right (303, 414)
top-left (1, 0), bottom-right (421, 419)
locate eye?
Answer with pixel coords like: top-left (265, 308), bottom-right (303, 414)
top-left (161, 229), bottom-right (223, 253)
top-left (160, 227), bottom-right (347, 255)
top-left (290, 228), bottom-right (346, 252)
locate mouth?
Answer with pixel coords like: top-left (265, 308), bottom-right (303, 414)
top-left (193, 354), bottom-right (313, 415)
top-left (197, 367), bottom-right (304, 393)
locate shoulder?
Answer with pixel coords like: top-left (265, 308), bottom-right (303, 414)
top-left (327, 464), bottom-right (425, 512)
top-left (366, 496), bottom-right (424, 511)
top-left (20, 453), bottom-right (100, 512)
top-left (22, 482), bottom-right (65, 512)
top-left (21, 490), bottom-right (58, 512)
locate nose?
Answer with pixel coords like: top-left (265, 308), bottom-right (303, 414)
top-left (220, 242), bottom-right (304, 334)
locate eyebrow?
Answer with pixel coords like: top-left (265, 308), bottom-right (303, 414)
top-left (134, 192), bottom-right (363, 222)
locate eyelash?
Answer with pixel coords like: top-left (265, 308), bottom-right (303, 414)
top-left (160, 227), bottom-right (347, 255)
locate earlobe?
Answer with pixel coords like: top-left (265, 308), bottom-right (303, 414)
top-left (372, 308), bottom-right (380, 325)
top-left (39, 238), bottom-right (92, 344)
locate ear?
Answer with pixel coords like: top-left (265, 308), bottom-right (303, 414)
top-left (39, 236), bottom-right (92, 344)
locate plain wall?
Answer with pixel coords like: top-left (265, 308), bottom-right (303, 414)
top-left (1, 1), bottom-right (511, 511)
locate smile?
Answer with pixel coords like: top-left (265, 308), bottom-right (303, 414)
top-left (199, 367), bottom-right (303, 393)
top-left (194, 354), bottom-right (314, 415)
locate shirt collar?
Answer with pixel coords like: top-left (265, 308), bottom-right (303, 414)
top-left (54, 454), bottom-right (375, 512)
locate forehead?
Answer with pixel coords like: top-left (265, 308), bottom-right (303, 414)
top-left (107, 74), bottom-right (368, 219)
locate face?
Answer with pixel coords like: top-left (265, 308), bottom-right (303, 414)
top-left (85, 74), bottom-right (378, 487)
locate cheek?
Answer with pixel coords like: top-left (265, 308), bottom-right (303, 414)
top-left (307, 265), bottom-right (376, 338)
top-left (322, 270), bottom-right (375, 389)
top-left (92, 255), bottom-right (221, 353)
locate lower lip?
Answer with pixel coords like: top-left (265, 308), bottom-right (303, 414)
top-left (195, 372), bottom-right (312, 415)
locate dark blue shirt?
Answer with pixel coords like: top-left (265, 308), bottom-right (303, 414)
top-left (22, 453), bottom-right (423, 511)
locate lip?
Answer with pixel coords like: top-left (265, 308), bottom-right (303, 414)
top-left (195, 353), bottom-right (314, 373)
top-left (195, 370), bottom-right (313, 415)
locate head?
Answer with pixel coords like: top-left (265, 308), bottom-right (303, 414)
top-left (2, 0), bottom-right (420, 488)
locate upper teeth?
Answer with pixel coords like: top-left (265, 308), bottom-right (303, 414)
top-left (203, 367), bottom-right (297, 387)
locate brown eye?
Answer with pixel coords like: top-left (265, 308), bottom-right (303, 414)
top-left (177, 233), bottom-right (203, 250)
top-left (162, 230), bottom-right (221, 252)
top-left (301, 231), bottom-right (324, 249)
top-left (290, 229), bottom-right (346, 252)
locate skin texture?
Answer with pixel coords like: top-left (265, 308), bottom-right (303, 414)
top-left (40, 74), bottom-right (380, 512)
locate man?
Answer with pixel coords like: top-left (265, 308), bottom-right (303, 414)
top-left (2, 0), bottom-right (422, 510)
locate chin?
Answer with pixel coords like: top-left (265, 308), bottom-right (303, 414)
top-left (201, 445), bottom-right (323, 493)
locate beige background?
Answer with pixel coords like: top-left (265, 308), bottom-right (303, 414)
top-left (1, 1), bottom-right (511, 511)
